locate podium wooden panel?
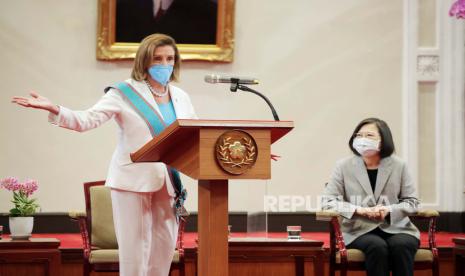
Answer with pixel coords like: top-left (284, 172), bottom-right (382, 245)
top-left (131, 119), bottom-right (294, 276)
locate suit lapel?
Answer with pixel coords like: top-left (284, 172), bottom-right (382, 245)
top-left (168, 85), bottom-right (182, 119)
top-left (353, 157), bottom-right (376, 204)
top-left (374, 157), bottom-right (393, 200)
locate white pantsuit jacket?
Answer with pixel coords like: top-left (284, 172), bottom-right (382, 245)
top-left (321, 155), bottom-right (420, 245)
top-left (48, 79), bottom-right (197, 194)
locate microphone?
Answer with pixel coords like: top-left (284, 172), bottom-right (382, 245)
top-left (204, 74), bottom-right (280, 121)
top-left (204, 74), bottom-right (259, 85)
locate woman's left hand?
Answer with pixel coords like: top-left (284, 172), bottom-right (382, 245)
top-left (359, 206), bottom-right (390, 221)
top-left (368, 205), bottom-right (390, 221)
top-left (376, 206), bottom-right (390, 221)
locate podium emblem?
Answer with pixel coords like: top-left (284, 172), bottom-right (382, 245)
top-left (215, 130), bottom-right (258, 175)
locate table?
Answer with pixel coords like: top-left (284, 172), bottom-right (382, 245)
top-left (227, 237), bottom-right (325, 276)
top-left (0, 238), bottom-right (61, 276)
top-left (183, 237), bottom-right (325, 276)
top-left (453, 237), bottom-right (465, 276)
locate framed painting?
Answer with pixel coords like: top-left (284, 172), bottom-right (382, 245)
top-left (97, 0), bottom-right (235, 62)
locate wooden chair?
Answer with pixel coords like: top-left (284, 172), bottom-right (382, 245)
top-left (316, 209), bottom-right (440, 276)
top-left (69, 180), bottom-right (188, 276)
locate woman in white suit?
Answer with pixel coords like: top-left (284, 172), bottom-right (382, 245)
top-left (322, 118), bottom-right (420, 276)
top-left (12, 34), bottom-right (196, 276)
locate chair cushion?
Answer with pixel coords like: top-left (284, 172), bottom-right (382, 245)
top-left (90, 186), bottom-right (118, 249)
top-left (89, 249), bottom-right (119, 264)
top-left (336, 249), bottom-right (365, 263)
top-left (89, 249), bottom-right (180, 264)
top-left (336, 248), bottom-right (433, 264)
top-left (415, 249), bottom-right (434, 262)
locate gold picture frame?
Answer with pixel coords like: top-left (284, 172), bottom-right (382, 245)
top-left (96, 0), bottom-right (235, 62)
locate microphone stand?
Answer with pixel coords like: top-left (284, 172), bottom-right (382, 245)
top-left (230, 79), bottom-right (280, 121)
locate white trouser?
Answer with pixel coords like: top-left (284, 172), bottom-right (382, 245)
top-left (111, 183), bottom-right (178, 276)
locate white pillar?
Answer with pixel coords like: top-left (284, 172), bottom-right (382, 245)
top-left (403, 0), bottom-right (465, 211)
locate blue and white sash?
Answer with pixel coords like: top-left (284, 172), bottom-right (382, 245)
top-left (107, 82), bottom-right (187, 216)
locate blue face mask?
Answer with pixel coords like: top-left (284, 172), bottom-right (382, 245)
top-left (148, 64), bottom-right (173, 86)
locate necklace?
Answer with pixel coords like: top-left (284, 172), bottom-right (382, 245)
top-left (145, 80), bottom-right (168, 97)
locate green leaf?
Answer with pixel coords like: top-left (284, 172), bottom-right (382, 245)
top-left (9, 208), bottom-right (21, 216)
top-left (7, 193), bottom-right (40, 216)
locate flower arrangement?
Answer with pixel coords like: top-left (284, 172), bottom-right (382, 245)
top-left (0, 177), bottom-right (40, 216)
top-left (450, 0), bottom-right (465, 19)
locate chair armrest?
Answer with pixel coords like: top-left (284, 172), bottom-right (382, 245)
top-left (316, 210), bottom-right (339, 221)
top-left (414, 209), bottom-right (439, 218)
top-left (68, 211), bottom-right (86, 219)
top-left (68, 210), bottom-right (91, 259)
top-left (410, 209), bottom-right (439, 255)
top-left (317, 210), bottom-right (349, 264)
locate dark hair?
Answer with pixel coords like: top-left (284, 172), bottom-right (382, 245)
top-left (348, 118), bottom-right (395, 158)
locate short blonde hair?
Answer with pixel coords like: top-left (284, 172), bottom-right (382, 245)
top-left (131, 33), bottom-right (181, 82)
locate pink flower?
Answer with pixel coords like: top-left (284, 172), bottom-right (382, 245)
top-left (0, 177), bottom-right (20, 191)
top-left (450, 0), bottom-right (465, 19)
top-left (21, 179), bottom-right (39, 196)
top-left (1, 177), bottom-right (39, 196)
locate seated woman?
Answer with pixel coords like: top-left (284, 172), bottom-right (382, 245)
top-left (322, 118), bottom-right (420, 276)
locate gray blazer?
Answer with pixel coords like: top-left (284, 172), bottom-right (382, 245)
top-left (321, 155), bottom-right (420, 245)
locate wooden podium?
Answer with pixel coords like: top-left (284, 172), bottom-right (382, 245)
top-left (131, 119), bottom-right (293, 276)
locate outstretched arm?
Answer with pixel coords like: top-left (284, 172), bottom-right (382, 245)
top-left (12, 89), bottom-right (122, 132)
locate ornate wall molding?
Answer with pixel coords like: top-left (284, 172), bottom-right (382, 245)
top-left (417, 54), bottom-right (440, 81)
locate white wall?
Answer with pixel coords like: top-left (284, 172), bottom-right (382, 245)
top-left (0, 0), bottom-right (403, 213)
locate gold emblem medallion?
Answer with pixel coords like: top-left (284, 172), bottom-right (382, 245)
top-left (215, 130), bottom-right (258, 175)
